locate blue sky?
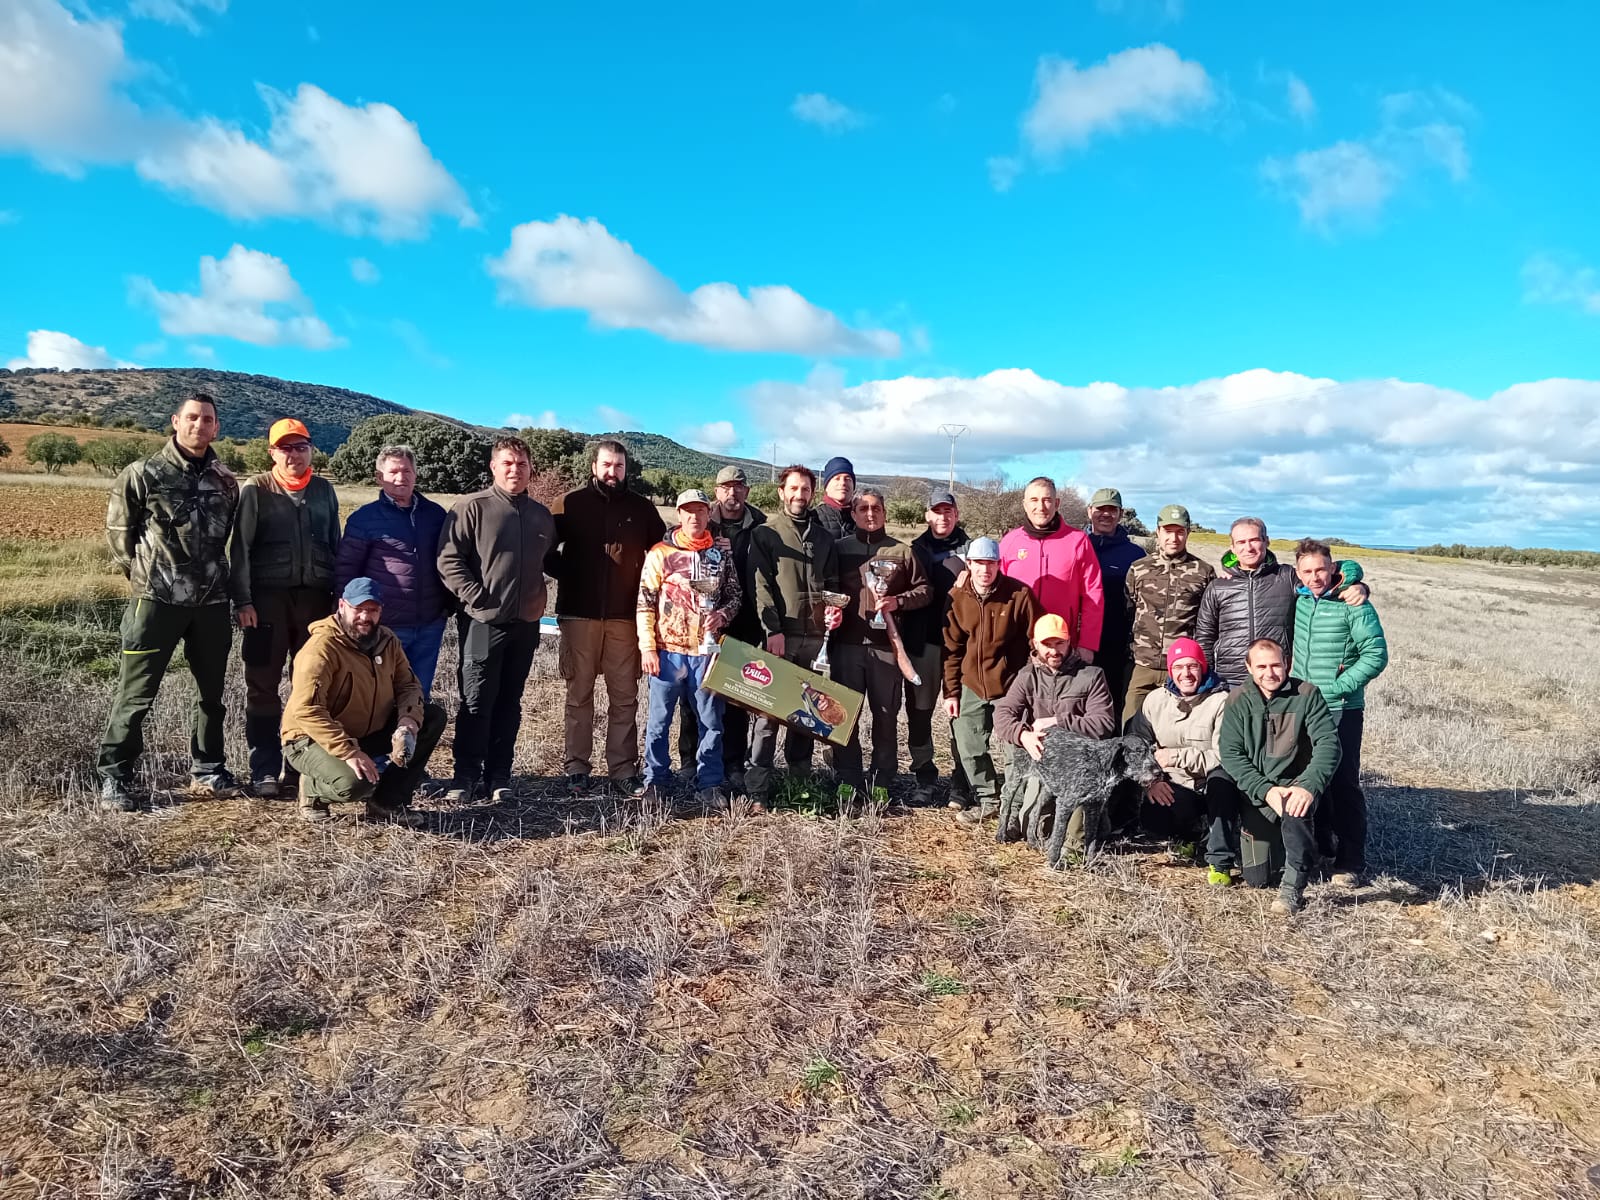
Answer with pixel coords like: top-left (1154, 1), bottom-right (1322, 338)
top-left (3, 0), bottom-right (1598, 545)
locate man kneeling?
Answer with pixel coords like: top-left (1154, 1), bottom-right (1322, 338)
top-left (281, 577), bottom-right (447, 824)
top-left (1218, 637), bottom-right (1340, 913)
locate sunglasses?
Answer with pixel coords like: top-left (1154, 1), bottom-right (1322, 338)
top-left (276, 441), bottom-right (313, 452)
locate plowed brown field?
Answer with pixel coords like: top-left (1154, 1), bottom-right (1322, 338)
top-left (0, 483), bottom-right (110, 539)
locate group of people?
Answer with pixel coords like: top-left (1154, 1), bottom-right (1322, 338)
top-left (97, 393), bottom-right (1390, 912)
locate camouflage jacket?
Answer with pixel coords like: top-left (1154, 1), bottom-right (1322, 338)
top-left (106, 438), bottom-right (240, 607)
top-left (1125, 550), bottom-right (1216, 669)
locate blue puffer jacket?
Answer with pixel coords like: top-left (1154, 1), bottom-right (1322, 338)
top-left (1088, 526), bottom-right (1147, 657)
top-left (333, 491), bottom-right (449, 628)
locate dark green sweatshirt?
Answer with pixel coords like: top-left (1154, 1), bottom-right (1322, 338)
top-left (1218, 676), bottom-right (1341, 814)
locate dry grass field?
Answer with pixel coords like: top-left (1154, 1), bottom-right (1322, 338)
top-left (2, 481), bottom-right (1598, 1198)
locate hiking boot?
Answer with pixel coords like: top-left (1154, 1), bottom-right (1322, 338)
top-left (696, 786), bottom-right (725, 809)
top-left (613, 775), bottom-right (646, 799)
top-left (99, 777), bottom-right (139, 812)
top-left (565, 772), bottom-right (591, 796)
top-left (911, 781), bottom-right (936, 807)
top-left (297, 776), bottom-right (331, 822)
top-left (1330, 870), bottom-right (1365, 888)
top-left (633, 782), bottom-right (662, 805)
top-left (365, 802), bottom-right (426, 828)
top-left (485, 778), bottom-right (513, 803)
top-left (1271, 886), bottom-right (1306, 915)
top-left (726, 770), bottom-right (746, 796)
top-left (1206, 865), bottom-right (1235, 888)
top-left (954, 805), bottom-right (990, 827)
top-left (443, 778), bottom-right (484, 804)
top-left (189, 769), bottom-right (243, 798)
top-left (252, 776), bottom-right (280, 800)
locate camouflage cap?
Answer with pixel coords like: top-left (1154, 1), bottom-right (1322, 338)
top-left (1156, 504), bottom-right (1192, 528)
top-left (1089, 487), bottom-right (1123, 509)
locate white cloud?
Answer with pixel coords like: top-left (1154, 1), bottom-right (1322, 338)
top-left (488, 215), bottom-right (901, 357)
top-left (745, 365), bottom-right (1600, 546)
top-left (1523, 253), bottom-right (1600, 316)
top-left (791, 92), bottom-right (862, 132)
top-left (0, 1), bottom-right (473, 238)
top-left (390, 318), bottom-right (450, 368)
top-left (7, 329), bottom-right (135, 369)
top-left (128, 0), bottom-right (227, 33)
top-left (986, 155), bottom-right (1022, 193)
top-left (1263, 88), bottom-right (1471, 231)
top-left (131, 244), bottom-right (343, 349)
top-left (596, 404), bottom-right (635, 429)
top-left (1285, 73), bottom-right (1316, 124)
top-left (686, 420), bottom-right (739, 452)
top-left (1020, 44), bottom-right (1214, 158)
top-left (349, 256), bottom-right (381, 284)
top-left (506, 411), bottom-right (560, 429)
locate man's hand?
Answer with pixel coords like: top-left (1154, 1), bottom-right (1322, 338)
top-left (1264, 786), bottom-right (1288, 817)
top-left (705, 611), bottom-right (727, 635)
top-left (1147, 777), bottom-right (1175, 807)
top-left (954, 568), bottom-right (969, 590)
top-left (944, 696), bottom-right (960, 720)
top-left (1154, 747), bottom-right (1180, 770)
top-left (1020, 730), bottom-right (1046, 761)
top-left (1342, 583), bottom-right (1370, 607)
top-left (346, 751), bottom-right (380, 784)
top-left (765, 633), bottom-right (786, 657)
top-left (877, 594), bottom-right (900, 614)
top-left (824, 606), bottom-right (843, 631)
top-left (1284, 785), bottom-right (1315, 817)
top-left (236, 604), bottom-right (258, 629)
top-left (641, 649), bottom-right (661, 677)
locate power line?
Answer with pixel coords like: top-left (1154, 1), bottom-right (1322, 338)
top-left (936, 424), bottom-right (968, 488)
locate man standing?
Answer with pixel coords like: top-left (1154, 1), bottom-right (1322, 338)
top-left (676, 465), bottom-right (766, 791)
top-left (999, 477), bottom-right (1105, 661)
top-left (745, 465), bottom-right (844, 805)
top-left (1123, 504), bottom-right (1215, 725)
top-left (811, 456), bottom-right (856, 541)
top-left (638, 490), bottom-right (741, 806)
top-left (905, 489), bottom-right (971, 806)
top-left (1292, 539), bottom-right (1389, 886)
top-left (1196, 518), bottom-right (1367, 689)
top-left (230, 417), bottom-right (341, 797)
top-left (1084, 488), bottom-right (1146, 721)
top-left (1219, 638), bottom-right (1341, 914)
top-left (549, 440), bottom-right (665, 794)
top-left (942, 537), bottom-right (1040, 824)
top-left (1124, 637), bottom-right (1243, 886)
top-left (437, 436), bottom-right (556, 803)
top-left (334, 445), bottom-right (450, 697)
top-left (281, 578), bottom-right (448, 824)
top-left (98, 392), bottom-right (242, 811)
top-left (833, 488), bottom-right (930, 798)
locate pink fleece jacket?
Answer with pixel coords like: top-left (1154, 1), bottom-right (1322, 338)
top-left (997, 521), bottom-right (1106, 652)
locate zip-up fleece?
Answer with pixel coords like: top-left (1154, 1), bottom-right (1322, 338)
top-left (437, 486), bottom-right (556, 623)
top-left (1124, 673), bottom-right (1229, 791)
top-left (942, 574), bottom-right (1041, 701)
top-left (998, 518), bottom-right (1106, 651)
top-left (280, 616), bottom-right (423, 760)
top-left (1291, 585), bottom-right (1389, 712)
top-left (548, 479), bottom-right (666, 621)
top-left (994, 651), bottom-right (1116, 745)
top-left (1218, 676), bottom-right (1341, 813)
top-left (228, 472), bottom-right (341, 606)
top-left (835, 527), bottom-right (930, 646)
top-left (749, 508), bottom-right (841, 640)
top-left (637, 528), bottom-right (743, 656)
top-left (107, 438), bottom-right (239, 607)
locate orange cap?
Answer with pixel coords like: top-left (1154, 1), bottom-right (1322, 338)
top-left (268, 418), bottom-right (311, 447)
top-left (1032, 613), bottom-right (1071, 643)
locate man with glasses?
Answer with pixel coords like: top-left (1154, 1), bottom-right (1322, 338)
top-left (97, 393), bottom-right (243, 811)
top-left (229, 417), bottom-right (342, 797)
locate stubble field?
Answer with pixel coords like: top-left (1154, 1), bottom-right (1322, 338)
top-left (1, 481), bottom-right (1598, 1199)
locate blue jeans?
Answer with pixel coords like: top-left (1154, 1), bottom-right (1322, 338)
top-left (645, 652), bottom-right (724, 790)
top-left (391, 619), bottom-right (447, 699)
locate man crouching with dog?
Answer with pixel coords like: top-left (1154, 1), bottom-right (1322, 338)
top-left (994, 614), bottom-right (1116, 858)
top-left (281, 577), bottom-right (447, 824)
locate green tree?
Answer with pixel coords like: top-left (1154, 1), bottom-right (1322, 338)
top-left (240, 438), bottom-right (273, 473)
top-left (211, 438), bottom-right (249, 472)
top-left (0, 433), bottom-right (10, 460)
top-left (24, 432), bottom-right (82, 474)
top-left (748, 482), bottom-right (779, 511)
top-left (887, 498), bottom-right (924, 526)
top-left (522, 427), bottom-right (586, 474)
top-left (82, 436), bottom-right (154, 475)
top-left (329, 414), bottom-right (493, 494)
top-left (1119, 507), bottom-right (1150, 537)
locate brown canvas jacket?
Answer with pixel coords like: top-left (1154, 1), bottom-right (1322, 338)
top-left (942, 574), bottom-right (1041, 701)
top-left (280, 616), bottom-right (423, 761)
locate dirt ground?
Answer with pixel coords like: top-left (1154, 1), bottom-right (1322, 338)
top-left (1, 491), bottom-right (1598, 1198)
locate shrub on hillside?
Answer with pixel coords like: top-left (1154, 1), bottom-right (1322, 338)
top-left (888, 499), bottom-right (924, 526)
top-left (748, 482), bottom-right (779, 510)
top-left (0, 433), bottom-right (9, 460)
top-left (24, 432), bottom-right (82, 474)
top-left (82, 437), bottom-right (156, 475)
top-left (331, 415), bottom-right (493, 494)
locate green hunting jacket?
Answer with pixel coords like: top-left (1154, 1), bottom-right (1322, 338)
top-left (1218, 677), bottom-right (1341, 814)
top-left (1291, 586), bottom-right (1389, 712)
top-left (749, 508), bottom-right (841, 641)
top-left (1125, 549), bottom-right (1216, 670)
top-left (106, 438), bottom-right (240, 607)
top-left (229, 472), bottom-right (342, 606)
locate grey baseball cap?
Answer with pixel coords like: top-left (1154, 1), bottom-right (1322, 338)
top-left (1156, 503), bottom-right (1192, 528)
top-left (715, 465), bottom-right (747, 485)
top-left (927, 487), bottom-right (957, 509)
top-left (675, 489), bottom-right (712, 508)
top-left (1089, 487), bottom-right (1123, 509)
top-left (967, 536), bottom-right (1001, 560)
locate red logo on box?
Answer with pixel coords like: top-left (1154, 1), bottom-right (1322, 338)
top-left (742, 661), bottom-right (773, 686)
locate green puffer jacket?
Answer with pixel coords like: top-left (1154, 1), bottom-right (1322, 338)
top-left (1291, 586), bottom-right (1388, 712)
top-left (106, 439), bottom-right (240, 607)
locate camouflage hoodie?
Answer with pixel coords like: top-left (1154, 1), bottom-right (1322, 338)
top-left (106, 438), bottom-right (240, 607)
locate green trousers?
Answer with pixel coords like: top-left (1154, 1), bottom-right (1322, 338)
top-left (1122, 663), bottom-right (1167, 728)
top-left (98, 598), bottom-right (233, 784)
top-left (951, 685), bottom-right (1002, 805)
top-left (284, 702), bottom-right (447, 810)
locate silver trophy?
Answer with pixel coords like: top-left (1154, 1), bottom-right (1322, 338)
top-left (691, 546), bottom-right (726, 656)
top-left (810, 589), bottom-right (853, 675)
top-left (866, 559), bottom-right (900, 630)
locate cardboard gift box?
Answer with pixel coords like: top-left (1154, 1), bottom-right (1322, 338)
top-left (703, 637), bottom-right (864, 747)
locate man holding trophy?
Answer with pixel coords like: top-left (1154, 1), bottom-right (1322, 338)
top-left (636, 490), bottom-right (743, 807)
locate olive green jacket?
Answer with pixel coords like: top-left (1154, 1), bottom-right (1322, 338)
top-left (106, 438), bottom-right (240, 607)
